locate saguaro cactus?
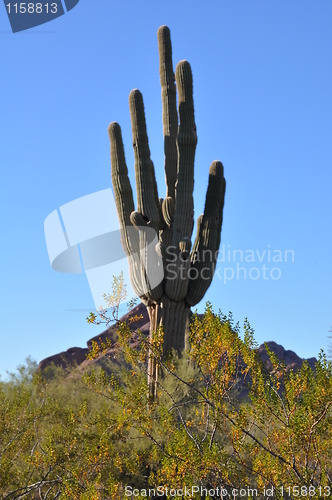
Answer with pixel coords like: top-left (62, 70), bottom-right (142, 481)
top-left (108, 26), bottom-right (226, 396)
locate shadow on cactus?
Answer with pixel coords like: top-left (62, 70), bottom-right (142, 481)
top-left (108, 26), bottom-right (226, 398)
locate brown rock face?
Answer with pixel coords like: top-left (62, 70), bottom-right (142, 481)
top-left (258, 341), bottom-right (317, 372)
top-left (38, 304), bottom-right (317, 374)
top-left (38, 303), bottom-right (149, 371)
top-left (38, 347), bottom-right (90, 371)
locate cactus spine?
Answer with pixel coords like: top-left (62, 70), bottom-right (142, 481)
top-left (108, 26), bottom-right (226, 398)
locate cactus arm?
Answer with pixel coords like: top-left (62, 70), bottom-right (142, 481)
top-left (165, 61), bottom-right (197, 301)
top-left (173, 61), bottom-right (197, 238)
top-left (108, 122), bottom-right (135, 227)
top-left (129, 89), bottom-right (160, 229)
top-left (108, 121), bottom-right (137, 256)
top-left (108, 122), bottom-right (148, 302)
top-left (157, 27), bottom-right (178, 284)
top-left (162, 196), bottom-right (175, 227)
top-left (129, 89), bottom-right (163, 301)
top-left (157, 25), bottom-right (178, 201)
top-left (186, 161), bottom-right (226, 307)
top-left (190, 214), bottom-right (203, 265)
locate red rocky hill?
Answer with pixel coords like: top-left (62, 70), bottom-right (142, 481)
top-left (38, 303), bottom-right (317, 373)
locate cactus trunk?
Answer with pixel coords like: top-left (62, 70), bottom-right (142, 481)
top-left (147, 297), bottom-right (191, 398)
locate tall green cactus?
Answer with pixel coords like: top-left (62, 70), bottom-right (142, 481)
top-left (108, 26), bottom-right (226, 397)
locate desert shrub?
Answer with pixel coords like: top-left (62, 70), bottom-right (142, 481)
top-left (1, 306), bottom-right (332, 499)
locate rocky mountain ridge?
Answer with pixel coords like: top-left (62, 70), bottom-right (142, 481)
top-left (38, 303), bottom-right (317, 373)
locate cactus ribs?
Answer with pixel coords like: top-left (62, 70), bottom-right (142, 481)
top-left (108, 26), bottom-right (226, 398)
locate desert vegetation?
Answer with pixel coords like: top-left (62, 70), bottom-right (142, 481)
top-left (1, 287), bottom-right (332, 499)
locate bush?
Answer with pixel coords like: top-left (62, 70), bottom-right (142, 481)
top-left (1, 307), bottom-right (332, 499)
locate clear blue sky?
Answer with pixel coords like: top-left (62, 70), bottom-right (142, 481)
top-left (1, 1), bottom-right (331, 379)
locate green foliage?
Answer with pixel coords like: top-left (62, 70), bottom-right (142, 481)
top-left (0, 358), bottom-right (154, 499)
top-left (2, 305), bottom-right (332, 498)
top-left (82, 307), bottom-right (332, 498)
top-left (86, 270), bottom-right (132, 329)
